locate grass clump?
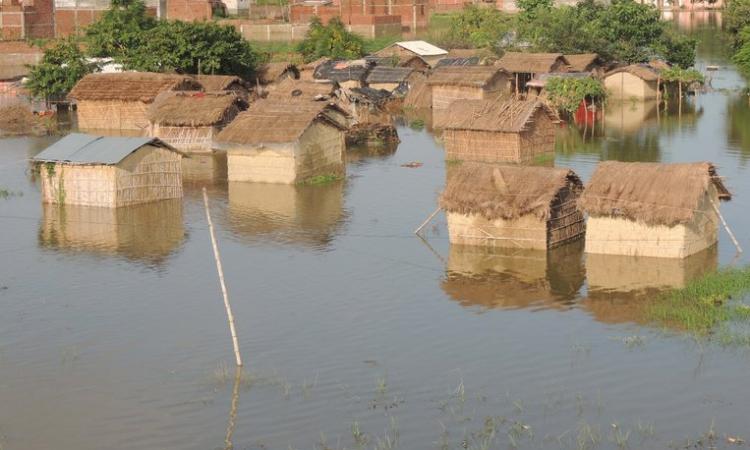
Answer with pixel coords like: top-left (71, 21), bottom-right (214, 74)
top-left (408, 118), bottom-right (425, 130)
top-left (648, 266), bottom-right (750, 334)
top-left (300, 174), bottom-right (342, 186)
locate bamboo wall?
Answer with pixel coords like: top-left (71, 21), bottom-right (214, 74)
top-left (39, 163), bottom-right (119, 207)
top-left (114, 145), bottom-right (183, 207)
top-left (604, 72), bottom-right (658, 100)
top-left (547, 186), bottom-right (586, 247)
top-left (76, 100), bottom-right (151, 132)
top-left (446, 211), bottom-right (549, 250)
top-left (151, 124), bottom-right (217, 154)
top-left (432, 85), bottom-right (484, 111)
top-left (295, 121), bottom-right (346, 181)
top-left (584, 187), bottom-right (720, 258)
top-left (518, 111), bottom-right (556, 164)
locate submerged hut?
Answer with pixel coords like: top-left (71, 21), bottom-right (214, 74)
top-left (427, 66), bottom-right (510, 111)
top-left (193, 75), bottom-right (250, 99)
top-left (33, 133), bottom-right (183, 207)
top-left (374, 40), bottom-right (448, 67)
top-left (365, 66), bottom-right (414, 92)
top-left (68, 73), bottom-right (202, 131)
top-left (495, 52), bottom-right (569, 93)
top-left (580, 161), bottom-right (731, 258)
top-left (147, 91), bottom-right (247, 153)
top-left (440, 99), bottom-right (559, 164)
top-left (440, 163), bottom-right (585, 250)
top-left (215, 101), bottom-right (348, 184)
top-left (603, 65), bottom-right (660, 100)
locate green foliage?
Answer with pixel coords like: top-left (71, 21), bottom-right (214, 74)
top-left (648, 266), bottom-right (750, 335)
top-left (660, 66), bottom-right (704, 84)
top-left (653, 27), bottom-right (697, 68)
top-left (517, 0), bottom-right (553, 23)
top-left (296, 17), bottom-right (366, 63)
top-left (726, 0), bottom-right (750, 46)
top-left (121, 20), bottom-right (262, 78)
top-left (25, 38), bottom-right (96, 101)
top-left (443, 5), bottom-right (514, 51)
top-left (545, 76), bottom-right (606, 114)
top-left (85, 0), bottom-right (156, 58)
top-left (300, 174), bottom-right (343, 185)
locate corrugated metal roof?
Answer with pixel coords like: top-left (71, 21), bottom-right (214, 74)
top-left (396, 41), bottom-right (447, 57)
top-left (33, 133), bottom-right (173, 165)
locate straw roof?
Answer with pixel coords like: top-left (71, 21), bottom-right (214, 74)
top-left (402, 72), bottom-right (431, 109)
top-left (605, 64), bottom-right (660, 82)
top-left (215, 101), bottom-right (347, 144)
top-left (257, 62), bottom-right (299, 84)
top-left (564, 54), bottom-right (600, 72)
top-left (68, 72), bottom-right (202, 103)
top-left (441, 99), bottom-right (559, 133)
top-left (366, 66), bottom-right (414, 84)
top-left (440, 163), bottom-right (583, 221)
top-left (148, 91), bottom-right (247, 126)
top-left (427, 66), bottom-right (508, 88)
top-left (496, 52), bottom-right (569, 74)
top-left (193, 74), bottom-right (247, 92)
top-left (265, 78), bottom-right (339, 102)
top-left (579, 161), bottom-right (731, 227)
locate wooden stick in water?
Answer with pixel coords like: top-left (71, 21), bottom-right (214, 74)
top-left (710, 198), bottom-right (743, 254)
top-left (414, 207), bottom-right (442, 236)
top-left (203, 187), bottom-right (243, 367)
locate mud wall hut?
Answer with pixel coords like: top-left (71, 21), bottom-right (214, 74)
top-left (440, 163), bottom-right (585, 250)
top-left (147, 91), bottom-right (247, 153)
top-left (33, 133), bottom-right (183, 207)
top-left (580, 161), bottom-right (731, 258)
top-left (427, 66), bottom-right (510, 111)
top-left (441, 99), bottom-right (559, 164)
top-left (215, 101), bottom-right (347, 184)
top-left (68, 73), bottom-right (202, 132)
top-left (603, 65), bottom-right (660, 100)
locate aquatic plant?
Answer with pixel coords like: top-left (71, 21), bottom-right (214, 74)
top-left (648, 266), bottom-right (750, 335)
top-left (409, 119), bottom-right (425, 131)
top-left (300, 174), bottom-right (343, 186)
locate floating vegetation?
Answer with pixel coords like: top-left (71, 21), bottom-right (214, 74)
top-left (301, 174), bottom-right (343, 186)
top-left (0, 188), bottom-right (22, 199)
top-left (408, 119), bottom-right (425, 130)
top-left (648, 266), bottom-right (750, 336)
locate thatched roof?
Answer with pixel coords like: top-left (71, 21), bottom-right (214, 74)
top-left (579, 161), bottom-right (731, 227)
top-left (193, 75), bottom-right (247, 92)
top-left (265, 78), bottom-right (339, 102)
top-left (314, 59), bottom-right (372, 82)
top-left (605, 64), bottom-right (660, 82)
top-left (496, 52), bottom-right (569, 74)
top-left (257, 62), bottom-right (299, 84)
top-left (402, 72), bottom-right (431, 109)
top-left (564, 54), bottom-right (600, 72)
top-left (427, 66), bottom-right (507, 88)
top-left (148, 91), bottom-right (247, 126)
top-left (215, 101), bottom-right (347, 144)
top-left (440, 163), bottom-right (583, 221)
top-left (68, 72), bottom-right (202, 103)
top-left (441, 99), bottom-right (559, 133)
top-left (366, 66), bottom-right (414, 84)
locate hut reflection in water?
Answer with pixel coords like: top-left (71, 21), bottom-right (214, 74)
top-left (38, 198), bottom-right (185, 265)
top-left (226, 181), bottom-right (346, 249)
top-left (441, 240), bottom-right (585, 311)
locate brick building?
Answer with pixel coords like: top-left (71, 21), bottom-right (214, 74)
top-left (0, 0), bottom-right (55, 40)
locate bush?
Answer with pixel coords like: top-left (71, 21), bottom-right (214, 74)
top-left (25, 38), bottom-right (97, 101)
top-left (85, 0), bottom-right (156, 58)
top-left (296, 17), bottom-right (366, 62)
top-left (545, 76), bottom-right (606, 114)
top-left (443, 5), bottom-right (514, 51)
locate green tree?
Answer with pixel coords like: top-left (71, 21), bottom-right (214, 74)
top-left (296, 17), bottom-right (366, 62)
top-left (545, 76), bottom-right (606, 114)
top-left (726, 0), bottom-right (750, 46)
top-left (25, 39), bottom-right (96, 102)
top-left (85, 0), bottom-right (156, 58)
top-left (444, 5), bottom-right (514, 51)
top-left (594, 0), bottom-right (663, 63)
top-left (122, 21), bottom-right (262, 78)
top-left (654, 27), bottom-right (697, 68)
top-left (517, 0), bottom-right (553, 23)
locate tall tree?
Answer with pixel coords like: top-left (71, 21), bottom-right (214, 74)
top-left (85, 0), bottom-right (156, 58)
top-left (25, 39), bottom-right (96, 102)
top-left (296, 17), bottom-right (366, 62)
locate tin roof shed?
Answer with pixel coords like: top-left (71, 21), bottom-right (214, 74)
top-left (33, 133), bottom-right (179, 165)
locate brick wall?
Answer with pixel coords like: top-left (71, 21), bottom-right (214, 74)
top-left (166, 0), bottom-right (212, 21)
top-left (55, 8), bottom-right (104, 36)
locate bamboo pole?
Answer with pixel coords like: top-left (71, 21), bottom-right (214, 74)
top-left (710, 197), bottom-right (742, 254)
top-left (203, 187), bottom-right (243, 367)
top-left (414, 207), bottom-right (441, 236)
top-left (224, 367), bottom-right (242, 450)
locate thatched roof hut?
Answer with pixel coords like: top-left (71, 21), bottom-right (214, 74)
top-left (314, 59), bottom-right (372, 89)
top-left (68, 72), bottom-right (202, 131)
top-left (603, 64), bottom-right (660, 100)
top-left (216, 101), bottom-right (348, 184)
top-left (564, 54), bottom-right (602, 73)
top-left (427, 66), bottom-right (510, 111)
top-left (193, 74), bottom-right (250, 99)
top-left (147, 91), bottom-right (247, 153)
top-left (495, 52), bottom-right (570, 93)
top-left (365, 66), bottom-right (414, 92)
top-left (256, 62), bottom-right (300, 85)
top-left (440, 99), bottom-right (559, 164)
top-left (580, 161), bottom-right (731, 258)
top-left (33, 133), bottom-right (183, 207)
top-left (440, 163), bottom-right (585, 249)
top-left (265, 78), bottom-right (340, 103)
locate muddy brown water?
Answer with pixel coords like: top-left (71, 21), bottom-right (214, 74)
top-left (2, 13), bottom-right (750, 450)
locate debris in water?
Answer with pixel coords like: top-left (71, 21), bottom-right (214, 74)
top-left (727, 436), bottom-right (745, 445)
top-left (401, 162), bottom-right (423, 168)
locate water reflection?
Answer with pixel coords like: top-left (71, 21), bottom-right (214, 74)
top-left (346, 142), bottom-right (398, 166)
top-left (182, 153), bottom-right (228, 186)
top-left (440, 240), bottom-right (585, 311)
top-left (225, 181), bottom-right (347, 249)
top-left (38, 199), bottom-right (186, 265)
top-left (726, 93), bottom-right (750, 161)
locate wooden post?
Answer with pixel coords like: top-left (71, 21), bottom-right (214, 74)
top-left (710, 198), bottom-right (743, 254)
top-left (203, 188), bottom-right (243, 367)
top-left (515, 73), bottom-right (519, 96)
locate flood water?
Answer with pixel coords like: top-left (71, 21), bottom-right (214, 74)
top-left (2, 12), bottom-right (750, 450)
